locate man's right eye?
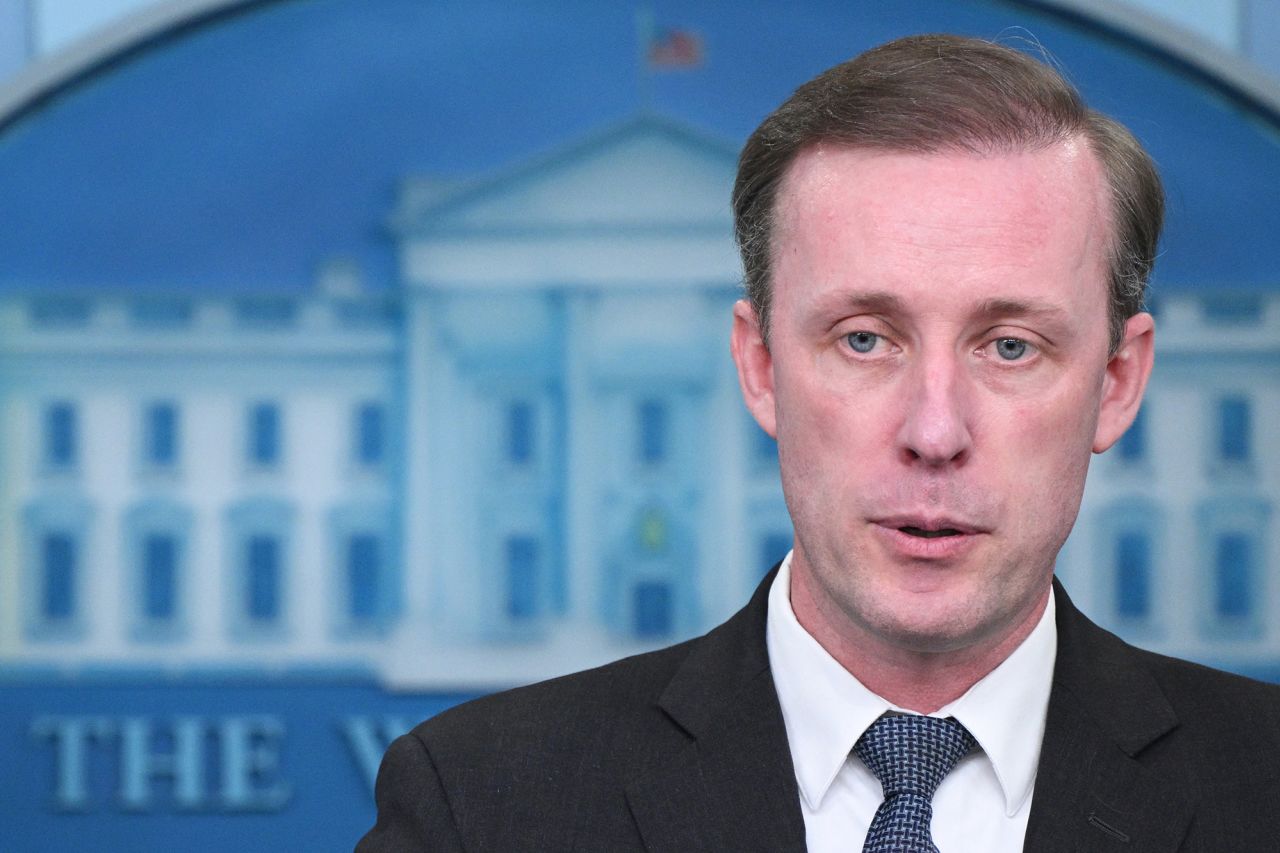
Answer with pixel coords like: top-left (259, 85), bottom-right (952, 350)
top-left (846, 331), bottom-right (880, 354)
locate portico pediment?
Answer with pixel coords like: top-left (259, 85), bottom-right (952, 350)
top-left (398, 116), bottom-right (740, 287)
top-left (397, 116), bottom-right (737, 236)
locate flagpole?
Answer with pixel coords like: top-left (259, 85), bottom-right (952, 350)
top-left (635, 4), bottom-right (653, 112)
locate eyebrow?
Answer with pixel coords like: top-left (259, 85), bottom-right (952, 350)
top-left (818, 290), bottom-right (907, 316)
top-left (974, 298), bottom-right (1074, 328)
top-left (807, 291), bottom-right (1076, 336)
top-left (815, 292), bottom-right (1071, 321)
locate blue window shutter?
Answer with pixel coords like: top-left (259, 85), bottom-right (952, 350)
top-left (45, 403), bottom-right (77, 468)
top-left (146, 403), bottom-right (178, 466)
top-left (347, 534), bottom-right (380, 621)
top-left (1214, 533), bottom-right (1253, 620)
top-left (1218, 398), bottom-right (1251, 463)
top-left (505, 536), bottom-right (538, 620)
top-left (633, 581), bottom-right (672, 638)
top-left (1116, 406), bottom-right (1145, 462)
top-left (760, 533), bottom-right (792, 574)
top-left (507, 402), bottom-right (534, 465)
top-left (755, 426), bottom-right (777, 462)
top-left (638, 400), bottom-right (667, 464)
top-left (1115, 531), bottom-right (1150, 619)
top-left (42, 533), bottom-right (76, 621)
top-left (246, 535), bottom-right (280, 621)
top-left (356, 403), bottom-right (384, 466)
top-left (249, 404), bottom-right (280, 466)
top-left (143, 534), bottom-right (178, 621)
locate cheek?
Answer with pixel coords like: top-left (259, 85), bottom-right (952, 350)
top-left (776, 369), bottom-right (886, 465)
top-left (991, 393), bottom-right (1096, 531)
top-left (991, 368), bottom-right (1102, 458)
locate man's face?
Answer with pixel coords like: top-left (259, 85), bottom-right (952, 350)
top-left (732, 140), bottom-right (1152, 662)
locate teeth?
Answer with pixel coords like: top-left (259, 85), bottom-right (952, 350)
top-left (901, 526), bottom-right (961, 538)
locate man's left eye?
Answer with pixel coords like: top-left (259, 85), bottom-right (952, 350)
top-left (993, 338), bottom-right (1030, 360)
top-left (846, 331), bottom-right (880, 354)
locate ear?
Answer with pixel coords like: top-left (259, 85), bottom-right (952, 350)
top-left (730, 299), bottom-right (778, 438)
top-left (1092, 311), bottom-right (1155, 453)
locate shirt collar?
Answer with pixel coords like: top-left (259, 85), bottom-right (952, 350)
top-left (765, 552), bottom-right (1056, 817)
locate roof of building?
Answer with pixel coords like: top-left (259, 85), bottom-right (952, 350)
top-left (0, 0), bottom-right (1276, 294)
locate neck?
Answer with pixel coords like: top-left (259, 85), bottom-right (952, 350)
top-left (789, 567), bottom-right (1050, 715)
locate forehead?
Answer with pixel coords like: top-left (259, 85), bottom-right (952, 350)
top-left (770, 141), bottom-right (1112, 313)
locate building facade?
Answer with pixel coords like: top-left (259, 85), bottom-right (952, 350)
top-left (0, 116), bottom-right (1275, 686)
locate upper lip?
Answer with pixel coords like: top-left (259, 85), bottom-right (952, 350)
top-left (873, 515), bottom-right (985, 535)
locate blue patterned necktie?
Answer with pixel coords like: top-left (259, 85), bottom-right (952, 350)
top-left (854, 714), bottom-right (977, 853)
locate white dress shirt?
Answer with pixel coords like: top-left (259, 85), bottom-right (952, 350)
top-left (766, 552), bottom-right (1057, 852)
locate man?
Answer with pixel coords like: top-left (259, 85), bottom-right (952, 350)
top-left (359, 34), bottom-right (1280, 852)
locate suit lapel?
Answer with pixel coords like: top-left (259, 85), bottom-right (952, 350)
top-left (625, 568), bottom-right (807, 853)
top-left (1024, 580), bottom-right (1195, 852)
top-left (623, 573), bottom-right (1200, 851)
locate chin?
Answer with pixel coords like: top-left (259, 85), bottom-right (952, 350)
top-left (857, 586), bottom-right (1006, 654)
top-left (869, 613), bottom-right (984, 655)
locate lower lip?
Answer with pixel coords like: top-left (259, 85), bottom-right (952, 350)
top-left (872, 524), bottom-right (983, 561)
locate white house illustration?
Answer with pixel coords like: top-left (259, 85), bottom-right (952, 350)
top-left (0, 118), bottom-right (790, 685)
top-left (0, 111), bottom-right (1276, 686)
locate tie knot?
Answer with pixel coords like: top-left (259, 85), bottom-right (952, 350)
top-left (854, 714), bottom-right (976, 799)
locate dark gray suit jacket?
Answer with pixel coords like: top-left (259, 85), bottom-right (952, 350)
top-left (358, 575), bottom-right (1280, 851)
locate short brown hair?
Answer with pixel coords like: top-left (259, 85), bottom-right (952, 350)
top-left (732, 34), bottom-right (1163, 353)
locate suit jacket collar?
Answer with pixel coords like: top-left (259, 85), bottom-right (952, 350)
top-left (1024, 578), bottom-right (1194, 851)
top-left (626, 565), bottom-right (808, 852)
top-left (626, 573), bottom-right (1197, 852)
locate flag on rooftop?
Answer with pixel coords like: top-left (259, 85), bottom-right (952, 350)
top-left (647, 27), bottom-right (704, 69)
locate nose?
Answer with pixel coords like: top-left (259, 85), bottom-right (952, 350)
top-left (896, 351), bottom-right (973, 467)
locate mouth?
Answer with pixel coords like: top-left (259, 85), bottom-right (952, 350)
top-left (872, 515), bottom-right (986, 550)
top-left (898, 526), bottom-right (964, 539)
top-left (876, 515), bottom-right (981, 534)
top-left (872, 518), bottom-right (984, 560)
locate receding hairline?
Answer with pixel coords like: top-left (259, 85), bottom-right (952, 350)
top-left (767, 132), bottom-right (1118, 281)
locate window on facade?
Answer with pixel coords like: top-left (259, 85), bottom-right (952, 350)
top-left (142, 534), bottom-right (179, 622)
top-left (347, 534), bottom-right (381, 622)
top-left (245, 535), bottom-right (281, 622)
top-left (1115, 531), bottom-right (1151, 620)
top-left (633, 580), bottom-right (672, 638)
top-left (753, 423), bottom-right (777, 464)
top-left (130, 299), bottom-right (193, 329)
top-left (760, 532), bottom-right (792, 574)
top-left (1115, 406), bottom-right (1146, 463)
top-left (41, 533), bottom-right (77, 623)
top-left (248, 403), bottom-right (281, 467)
top-left (506, 401), bottom-right (534, 466)
top-left (1214, 533), bottom-right (1254, 621)
top-left (44, 402), bottom-right (78, 469)
top-left (355, 403), bottom-right (385, 467)
top-left (29, 297), bottom-right (90, 328)
top-left (234, 297), bottom-right (297, 329)
top-left (1217, 397), bottom-right (1251, 463)
top-left (144, 402), bottom-right (179, 467)
top-left (505, 536), bottom-right (538, 621)
top-left (1203, 293), bottom-right (1262, 325)
top-left (638, 400), bottom-right (667, 465)
top-left (335, 297), bottom-right (399, 329)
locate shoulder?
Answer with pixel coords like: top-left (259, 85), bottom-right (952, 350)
top-left (1077, 619), bottom-right (1280, 772)
top-left (1135, 645), bottom-right (1280, 738)
top-left (415, 636), bottom-right (699, 756)
top-left (1053, 585), bottom-right (1280, 770)
top-left (414, 568), bottom-right (778, 760)
top-left (366, 571), bottom-right (778, 849)
top-left (370, 639), bottom-right (703, 850)
top-left (400, 636), bottom-right (712, 810)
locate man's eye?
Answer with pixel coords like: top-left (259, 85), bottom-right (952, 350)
top-left (994, 338), bottom-right (1030, 360)
top-left (846, 331), bottom-right (880, 354)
